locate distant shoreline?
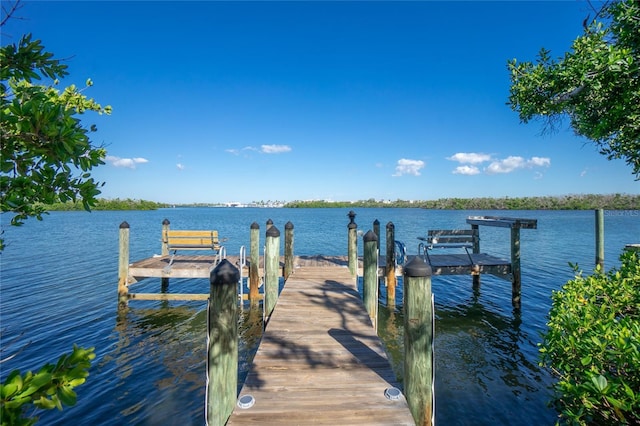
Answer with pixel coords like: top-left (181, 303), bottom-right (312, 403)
top-left (43, 194), bottom-right (639, 211)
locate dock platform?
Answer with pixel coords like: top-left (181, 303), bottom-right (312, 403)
top-left (227, 265), bottom-right (415, 425)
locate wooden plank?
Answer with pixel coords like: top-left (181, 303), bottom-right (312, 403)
top-left (228, 266), bottom-right (414, 425)
top-left (466, 215), bottom-right (537, 229)
top-left (165, 230), bottom-right (216, 237)
top-left (128, 292), bottom-right (210, 301)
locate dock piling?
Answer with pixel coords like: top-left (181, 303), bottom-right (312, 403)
top-left (264, 225), bottom-right (281, 321)
top-left (207, 259), bottom-right (239, 426)
top-left (118, 221), bottom-right (130, 307)
top-left (284, 221), bottom-right (294, 280)
top-left (403, 256), bottom-right (434, 426)
top-left (347, 211), bottom-right (357, 278)
top-left (385, 222), bottom-right (397, 306)
top-left (161, 219), bottom-right (170, 256)
top-left (373, 219), bottom-right (380, 251)
top-left (511, 225), bottom-right (522, 309)
top-left (471, 223), bottom-right (481, 290)
top-left (249, 222), bottom-right (260, 305)
top-left (363, 230), bottom-right (378, 330)
top-left (595, 209), bottom-right (604, 270)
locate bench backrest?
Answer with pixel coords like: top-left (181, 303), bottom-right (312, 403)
top-left (163, 230), bottom-right (220, 250)
top-left (427, 229), bottom-right (478, 249)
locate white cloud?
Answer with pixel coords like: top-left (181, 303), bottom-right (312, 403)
top-left (453, 165), bottom-right (481, 175)
top-left (486, 156), bottom-right (551, 174)
top-left (393, 158), bottom-right (424, 177)
top-left (486, 156), bottom-right (526, 174)
top-left (176, 163), bottom-right (185, 170)
top-left (447, 152), bottom-right (492, 164)
top-left (529, 156), bottom-right (551, 167)
top-left (106, 155), bottom-right (149, 169)
top-left (261, 144), bottom-right (292, 154)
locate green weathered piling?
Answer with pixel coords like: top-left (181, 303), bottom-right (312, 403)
top-left (118, 221), bottom-right (130, 307)
top-left (249, 222), bottom-right (260, 305)
top-left (595, 209), bottom-right (604, 270)
top-left (385, 222), bottom-right (397, 305)
top-left (264, 225), bottom-right (281, 320)
top-left (363, 230), bottom-right (378, 329)
top-left (471, 224), bottom-right (480, 290)
top-left (161, 218), bottom-right (170, 256)
top-left (284, 221), bottom-right (294, 280)
top-left (373, 219), bottom-right (380, 251)
top-left (403, 256), bottom-right (433, 426)
top-left (511, 224), bottom-right (521, 309)
top-left (347, 211), bottom-right (357, 278)
top-left (207, 259), bottom-right (239, 426)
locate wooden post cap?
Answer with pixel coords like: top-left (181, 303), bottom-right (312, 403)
top-left (210, 259), bottom-right (240, 286)
top-left (403, 256), bottom-right (431, 277)
top-left (347, 210), bottom-right (356, 225)
top-left (162, 218), bottom-right (170, 225)
top-left (266, 225), bottom-right (280, 237)
top-left (119, 221), bottom-right (130, 229)
top-left (250, 222), bottom-right (260, 229)
top-left (364, 230), bottom-right (378, 243)
top-left (285, 221), bottom-right (294, 230)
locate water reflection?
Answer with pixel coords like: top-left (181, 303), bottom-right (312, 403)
top-left (375, 277), bottom-right (557, 426)
top-left (109, 303), bottom-right (264, 424)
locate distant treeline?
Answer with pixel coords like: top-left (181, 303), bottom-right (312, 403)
top-left (46, 198), bottom-right (170, 211)
top-left (284, 194), bottom-right (640, 210)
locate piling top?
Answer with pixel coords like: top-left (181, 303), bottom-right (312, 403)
top-left (285, 221), bottom-right (294, 230)
top-left (250, 222), bottom-right (260, 229)
top-left (347, 210), bottom-right (356, 224)
top-left (210, 259), bottom-right (240, 286)
top-left (403, 256), bottom-right (432, 277)
top-left (386, 221), bottom-right (394, 230)
top-left (119, 221), bottom-right (130, 229)
top-left (162, 218), bottom-right (170, 225)
top-left (363, 230), bottom-right (378, 243)
top-left (266, 225), bottom-right (280, 237)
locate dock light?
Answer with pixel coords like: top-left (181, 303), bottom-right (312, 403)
top-left (384, 387), bottom-right (402, 401)
top-left (237, 394), bottom-right (255, 409)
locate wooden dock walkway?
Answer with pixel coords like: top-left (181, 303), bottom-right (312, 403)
top-left (227, 265), bottom-right (415, 425)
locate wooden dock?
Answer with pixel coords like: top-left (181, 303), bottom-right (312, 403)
top-left (123, 254), bottom-right (403, 302)
top-left (227, 265), bottom-right (415, 425)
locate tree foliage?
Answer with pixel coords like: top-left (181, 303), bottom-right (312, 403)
top-left (0, 32), bottom-right (111, 249)
top-left (540, 250), bottom-right (640, 425)
top-left (0, 345), bottom-right (95, 426)
top-left (507, 0), bottom-right (640, 179)
top-left (43, 197), bottom-right (169, 211)
top-left (283, 194), bottom-right (640, 210)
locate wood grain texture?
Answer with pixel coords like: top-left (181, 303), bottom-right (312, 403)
top-left (228, 266), bottom-right (415, 425)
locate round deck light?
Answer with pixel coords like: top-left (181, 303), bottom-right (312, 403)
top-left (384, 387), bottom-right (402, 401)
top-left (237, 394), bottom-right (255, 409)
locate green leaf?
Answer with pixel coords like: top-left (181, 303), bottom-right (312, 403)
top-left (591, 374), bottom-right (608, 392)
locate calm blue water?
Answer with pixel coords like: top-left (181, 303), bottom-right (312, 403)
top-left (1, 208), bottom-right (637, 425)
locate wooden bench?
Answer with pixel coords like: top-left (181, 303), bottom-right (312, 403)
top-left (163, 230), bottom-right (222, 267)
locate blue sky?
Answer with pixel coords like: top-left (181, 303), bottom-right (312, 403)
top-left (3, 1), bottom-right (638, 204)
